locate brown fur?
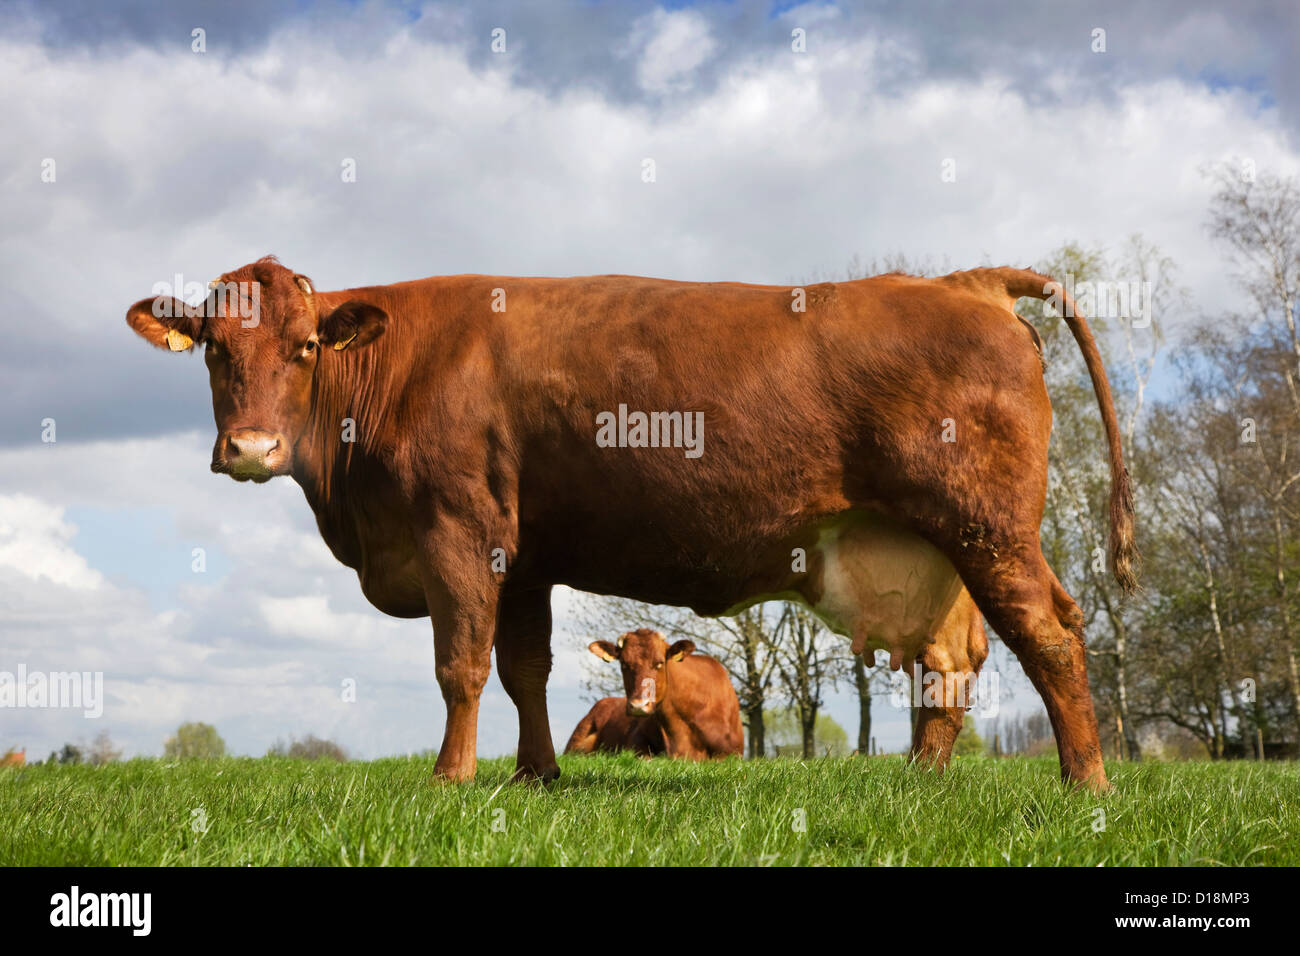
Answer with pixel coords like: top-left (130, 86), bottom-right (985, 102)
top-left (563, 697), bottom-right (667, 757)
top-left (126, 258), bottom-right (1136, 792)
top-left (909, 591), bottom-right (989, 768)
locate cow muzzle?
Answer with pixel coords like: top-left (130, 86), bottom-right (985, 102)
top-left (213, 428), bottom-right (288, 482)
top-left (627, 699), bottom-right (655, 717)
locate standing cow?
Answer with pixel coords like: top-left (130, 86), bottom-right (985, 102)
top-left (565, 629), bottom-right (744, 759)
top-left (127, 258), bottom-right (1135, 792)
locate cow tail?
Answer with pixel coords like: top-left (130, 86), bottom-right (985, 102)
top-left (994, 268), bottom-right (1140, 594)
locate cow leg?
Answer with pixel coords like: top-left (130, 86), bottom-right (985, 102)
top-left (420, 522), bottom-right (505, 784)
top-left (893, 401), bottom-right (1109, 791)
top-left (564, 720), bottom-right (598, 755)
top-left (954, 549), bottom-right (1108, 792)
top-left (910, 686), bottom-right (963, 770)
top-left (495, 582), bottom-right (560, 782)
top-left (909, 594), bottom-right (988, 770)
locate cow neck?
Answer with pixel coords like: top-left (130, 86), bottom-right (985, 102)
top-left (655, 664), bottom-right (690, 743)
top-left (293, 292), bottom-right (398, 514)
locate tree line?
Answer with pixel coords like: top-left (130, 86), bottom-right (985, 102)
top-left (22, 724), bottom-right (350, 763)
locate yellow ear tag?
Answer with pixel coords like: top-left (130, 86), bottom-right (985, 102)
top-left (165, 328), bottom-right (193, 352)
top-left (332, 331), bottom-right (357, 351)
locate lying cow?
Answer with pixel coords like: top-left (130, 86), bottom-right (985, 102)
top-left (565, 629), bottom-right (744, 759)
top-left (127, 258), bottom-right (1136, 792)
top-left (564, 697), bottom-right (666, 757)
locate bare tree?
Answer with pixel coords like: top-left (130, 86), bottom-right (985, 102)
top-left (268, 735), bottom-right (348, 761)
top-left (770, 604), bottom-right (846, 758)
top-left (86, 731), bottom-right (122, 765)
top-left (1205, 163), bottom-right (1300, 380)
top-left (1207, 162), bottom-right (1300, 745)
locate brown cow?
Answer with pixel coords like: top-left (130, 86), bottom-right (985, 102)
top-left (564, 698), bottom-right (666, 757)
top-left (126, 258), bottom-right (1135, 792)
top-left (565, 629), bottom-right (744, 759)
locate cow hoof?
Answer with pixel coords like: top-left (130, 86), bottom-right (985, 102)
top-left (428, 767), bottom-right (475, 786)
top-left (1069, 772), bottom-right (1112, 796)
top-left (511, 765), bottom-right (561, 785)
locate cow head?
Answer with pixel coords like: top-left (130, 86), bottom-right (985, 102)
top-left (125, 257), bottom-right (387, 481)
top-left (589, 628), bottom-right (695, 716)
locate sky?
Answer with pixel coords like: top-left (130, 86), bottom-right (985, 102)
top-left (1, 0), bottom-right (1298, 761)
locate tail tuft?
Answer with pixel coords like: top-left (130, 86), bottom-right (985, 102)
top-left (1109, 466), bottom-right (1140, 594)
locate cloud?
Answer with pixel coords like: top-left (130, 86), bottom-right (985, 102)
top-left (0, 495), bottom-right (106, 590)
top-left (258, 594), bottom-right (405, 648)
top-left (627, 8), bottom-right (717, 95)
top-left (0, 433), bottom-right (613, 761)
top-left (1, 0), bottom-right (1294, 457)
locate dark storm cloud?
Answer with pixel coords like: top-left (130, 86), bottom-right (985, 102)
top-left (0, 281), bottom-right (214, 447)
top-left (5, 0), bottom-right (319, 51)
top-left (9, 0), bottom-right (1297, 127)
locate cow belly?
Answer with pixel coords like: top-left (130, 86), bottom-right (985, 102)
top-left (728, 513), bottom-right (965, 670)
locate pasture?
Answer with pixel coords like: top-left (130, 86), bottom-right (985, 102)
top-left (2, 755), bottom-right (1295, 866)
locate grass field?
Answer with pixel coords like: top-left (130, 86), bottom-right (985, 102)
top-left (2, 754), bottom-right (1296, 866)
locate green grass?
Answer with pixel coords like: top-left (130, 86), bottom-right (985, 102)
top-left (2, 755), bottom-right (1296, 866)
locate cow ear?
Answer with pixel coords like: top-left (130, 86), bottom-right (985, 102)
top-left (667, 640), bottom-right (695, 662)
top-left (318, 300), bottom-right (387, 351)
top-left (589, 641), bottom-right (620, 662)
top-left (126, 296), bottom-right (203, 352)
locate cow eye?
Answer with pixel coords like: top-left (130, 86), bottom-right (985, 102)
top-left (302, 340), bottom-right (317, 355)
top-left (655, 662), bottom-right (663, 669)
